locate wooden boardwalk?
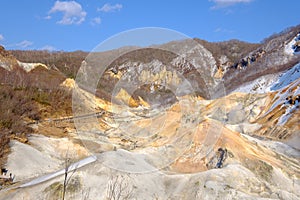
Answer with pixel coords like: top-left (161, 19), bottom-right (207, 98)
top-left (27, 110), bottom-right (105, 125)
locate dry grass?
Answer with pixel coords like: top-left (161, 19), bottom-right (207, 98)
top-left (0, 84), bottom-right (72, 168)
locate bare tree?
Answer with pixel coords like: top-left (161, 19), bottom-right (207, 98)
top-left (106, 174), bottom-right (134, 200)
top-left (62, 149), bottom-right (78, 200)
top-left (81, 188), bottom-right (91, 200)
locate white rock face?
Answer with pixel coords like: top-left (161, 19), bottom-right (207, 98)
top-left (17, 61), bottom-right (48, 72)
top-left (6, 140), bottom-right (61, 181)
top-left (1, 149), bottom-right (299, 200)
top-left (0, 61), bottom-right (14, 71)
top-left (60, 78), bottom-right (76, 89)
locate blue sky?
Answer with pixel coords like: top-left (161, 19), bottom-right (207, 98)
top-left (0, 0), bottom-right (299, 51)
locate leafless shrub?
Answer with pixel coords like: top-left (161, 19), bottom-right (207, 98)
top-left (81, 188), bottom-right (91, 200)
top-left (106, 173), bottom-right (134, 200)
top-left (62, 150), bottom-right (78, 200)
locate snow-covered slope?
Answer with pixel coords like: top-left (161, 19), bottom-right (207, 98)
top-left (284, 33), bottom-right (300, 55)
top-left (233, 62), bottom-right (300, 94)
top-left (267, 78), bottom-right (299, 124)
top-left (233, 73), bottom-right (280, 93)
top-left (271, 62), bottom-right (300, 90)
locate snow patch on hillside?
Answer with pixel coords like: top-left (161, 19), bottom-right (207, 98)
top-left (265, 77), bottom-right (300, 126)
top-left (284, 33), bottom-right (300, 55)
top-left (233, 62), bottom-right (300, 94)
top-left (17, 61), bottom-right (48, 72)
top-left (232, 73), bottom-right (280, 94)
top-left (277, 102), bottom-right (298, 126)
top-left (271, 62), bottom-right (300, 91)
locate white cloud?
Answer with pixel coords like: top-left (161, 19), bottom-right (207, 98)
top-left (210, 0), bottom-right (253, 8)
top-left (98, 3), bottom-right (123, 12)
top-left (44, 15), bottom-right (52, 20)
top-left (0, 34), bottom-right (4, 41)
top-left (15, 40), bottom-right (33, 48)
top-left (40, 45), bottom-right (57, 51)
top-left (91, 17), bottom-right (101, 25)
top-left (214, 27), bottom-right (234, 33)
top-left (49, 1), bottom-right (87, 25)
